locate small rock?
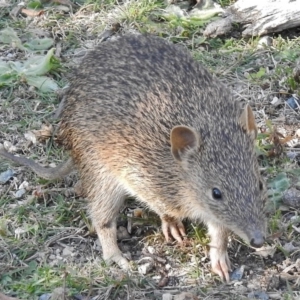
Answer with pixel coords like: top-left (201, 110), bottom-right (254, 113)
top-left (257, 36), bottom-right (273, 49)
top-left (248, 291), bottom-right (269, 300)
top-left (138, 257), bottom-right (154, 275)
top-left (174, 292), bottom-right (199, 300)
top-left (117, 226), bottom-right (130, 240)
top-left (0, 169), bottom-right (14, 184)
top-left (282, 242), bottom-right (298, 253)
top-left (282, 188), bottom-right (300, 208)
top-left (267, 292), bottom-right (283, 299)
top-left (3, 141), bottom-right (17, 152)
top-left (24, 131), bottom-right (37, 144)
top-left (50, 287), bottom-right (72, 300)
top-left (62, 246), bottom-right (73, 257)
top-left (164, 5), bottom-right (185, 18)
top-left (14, 227), bottom-right (27, 239)
top-left (286, 151), bottom-right (298, 160)
top-left (19, 181), bottom-right (29, 190)
top-left (147, 246), bottom-right (156, 254)
top-left (267, 275), bottom-right (280, 290)
top-left (54, 5), bottom-right (70, 13)
top-left (230, 265), bottom-right (245, 281)
top-left (14, 188), bottom-right (26, 198)
top-left (290, 215), bottom-right (300, 224)
top-left (286, 96), bottom-right (299, 110)
top-left (234, 284), bottom-right (248, 294)
top-left (270, 96), bottom-right (282, 107)
top-left (38, 294), bottom-right (52, 300)
top-left (162, 294), bottom-right (173, 300)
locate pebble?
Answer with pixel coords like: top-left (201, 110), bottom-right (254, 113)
top-left (0, 169), bottom-right (14, 184)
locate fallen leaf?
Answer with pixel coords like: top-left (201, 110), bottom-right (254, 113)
top-left (279, 135), bottom-right (295, 145)
top-left (26, 75), bottom-right (59, 92)
top-left (23, 38), bottom-right (54, 51)
top-left (21, 8), bottom-right (44, 17)
top-left (0, 27), bottom-right (24, 50)
top-left (3, 141), bottom-right (17, 153)
top-left (32, 186), bottom-right (44, 198)
top-left (14, 188), bottom-right (26, 198)
top-left (253, 245), bottom-right (276, 258)
top-left (158, 275), bottom-right (169, 288)
top-left (24, 131), bottom-right (37, 144)
top-left (32, 124), bottom-right (53, 141)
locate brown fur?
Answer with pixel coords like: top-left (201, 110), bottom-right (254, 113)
top-left (0, 34), bottom-right (267, 282)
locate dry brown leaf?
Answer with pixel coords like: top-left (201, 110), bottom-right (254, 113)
top-left (32, 124), bottom-right (53, 142)
top-left (32, 186), bottom-right (44, 198)
top-left (74, 180), bottom-right (83, 196)
top-left (133, 208), bottom-right (144, 218)
top-left (21, 8), bottom-right (44, 17)
top-left (279, 135), bottom-right (295, 145)
top-left (158, 274), bottom-right (169, 287)
top-left (253, 245), bottom-right (276, 258)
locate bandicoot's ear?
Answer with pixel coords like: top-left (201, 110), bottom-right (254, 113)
top-left (170, 125), bottom-right (200, 161)
top-left (239, 104), bottom-right (258, 139)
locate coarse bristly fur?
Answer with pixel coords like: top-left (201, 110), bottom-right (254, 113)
top-left (0, 34), bottom-right (267, 282)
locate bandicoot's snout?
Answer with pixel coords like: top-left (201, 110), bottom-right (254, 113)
top-left (249, 230), bottom-right (265, 248)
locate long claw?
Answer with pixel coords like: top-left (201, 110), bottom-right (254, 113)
top-left (161, 216), bottom-right (186, 243)
top-left (105, 251), bottom-right (130, 270)
top-left (210, 246), bottom-right (231, 282)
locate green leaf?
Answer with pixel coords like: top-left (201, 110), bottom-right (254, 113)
top-left (255, 67), bottom-right (266, 79)
top-left (26, 75), bottom-right (59, 92)
top-left (22, 48), bottom-right (58, 76)
top-left (27, 0), bottom-right (43, 9)
top-left (267, 172), bottom-right (290, 192)
top-left (0, 61), bottom-right (17, 85)
top-left (23, 38), bottom-right (54, 51)
top-left (0, 27), bottom-right (26, 51)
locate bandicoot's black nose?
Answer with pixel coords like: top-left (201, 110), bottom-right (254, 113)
top-left (250, 232), bottom-right (265, 248)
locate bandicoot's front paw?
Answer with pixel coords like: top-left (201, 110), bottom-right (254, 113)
top-left (209, 246), bottom-right (231, 282)
top-left (104, 251), bottom-right (130, 270)
top-left (161, 216), bottom-right (186, 243)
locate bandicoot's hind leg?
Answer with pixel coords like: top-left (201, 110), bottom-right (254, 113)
top-left (84, 169), bottom-right (129, 269)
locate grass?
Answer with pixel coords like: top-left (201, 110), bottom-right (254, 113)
top-left (1, 0), bottom-right (300, 299)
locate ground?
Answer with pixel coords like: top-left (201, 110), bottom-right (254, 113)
top-left (0, 0), bottom-right (300, 299)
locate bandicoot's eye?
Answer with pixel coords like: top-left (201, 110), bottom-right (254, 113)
top-left (259, 181), bottom-right (264, 191)
top-left (212, 188), bottom-right (222, 200)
